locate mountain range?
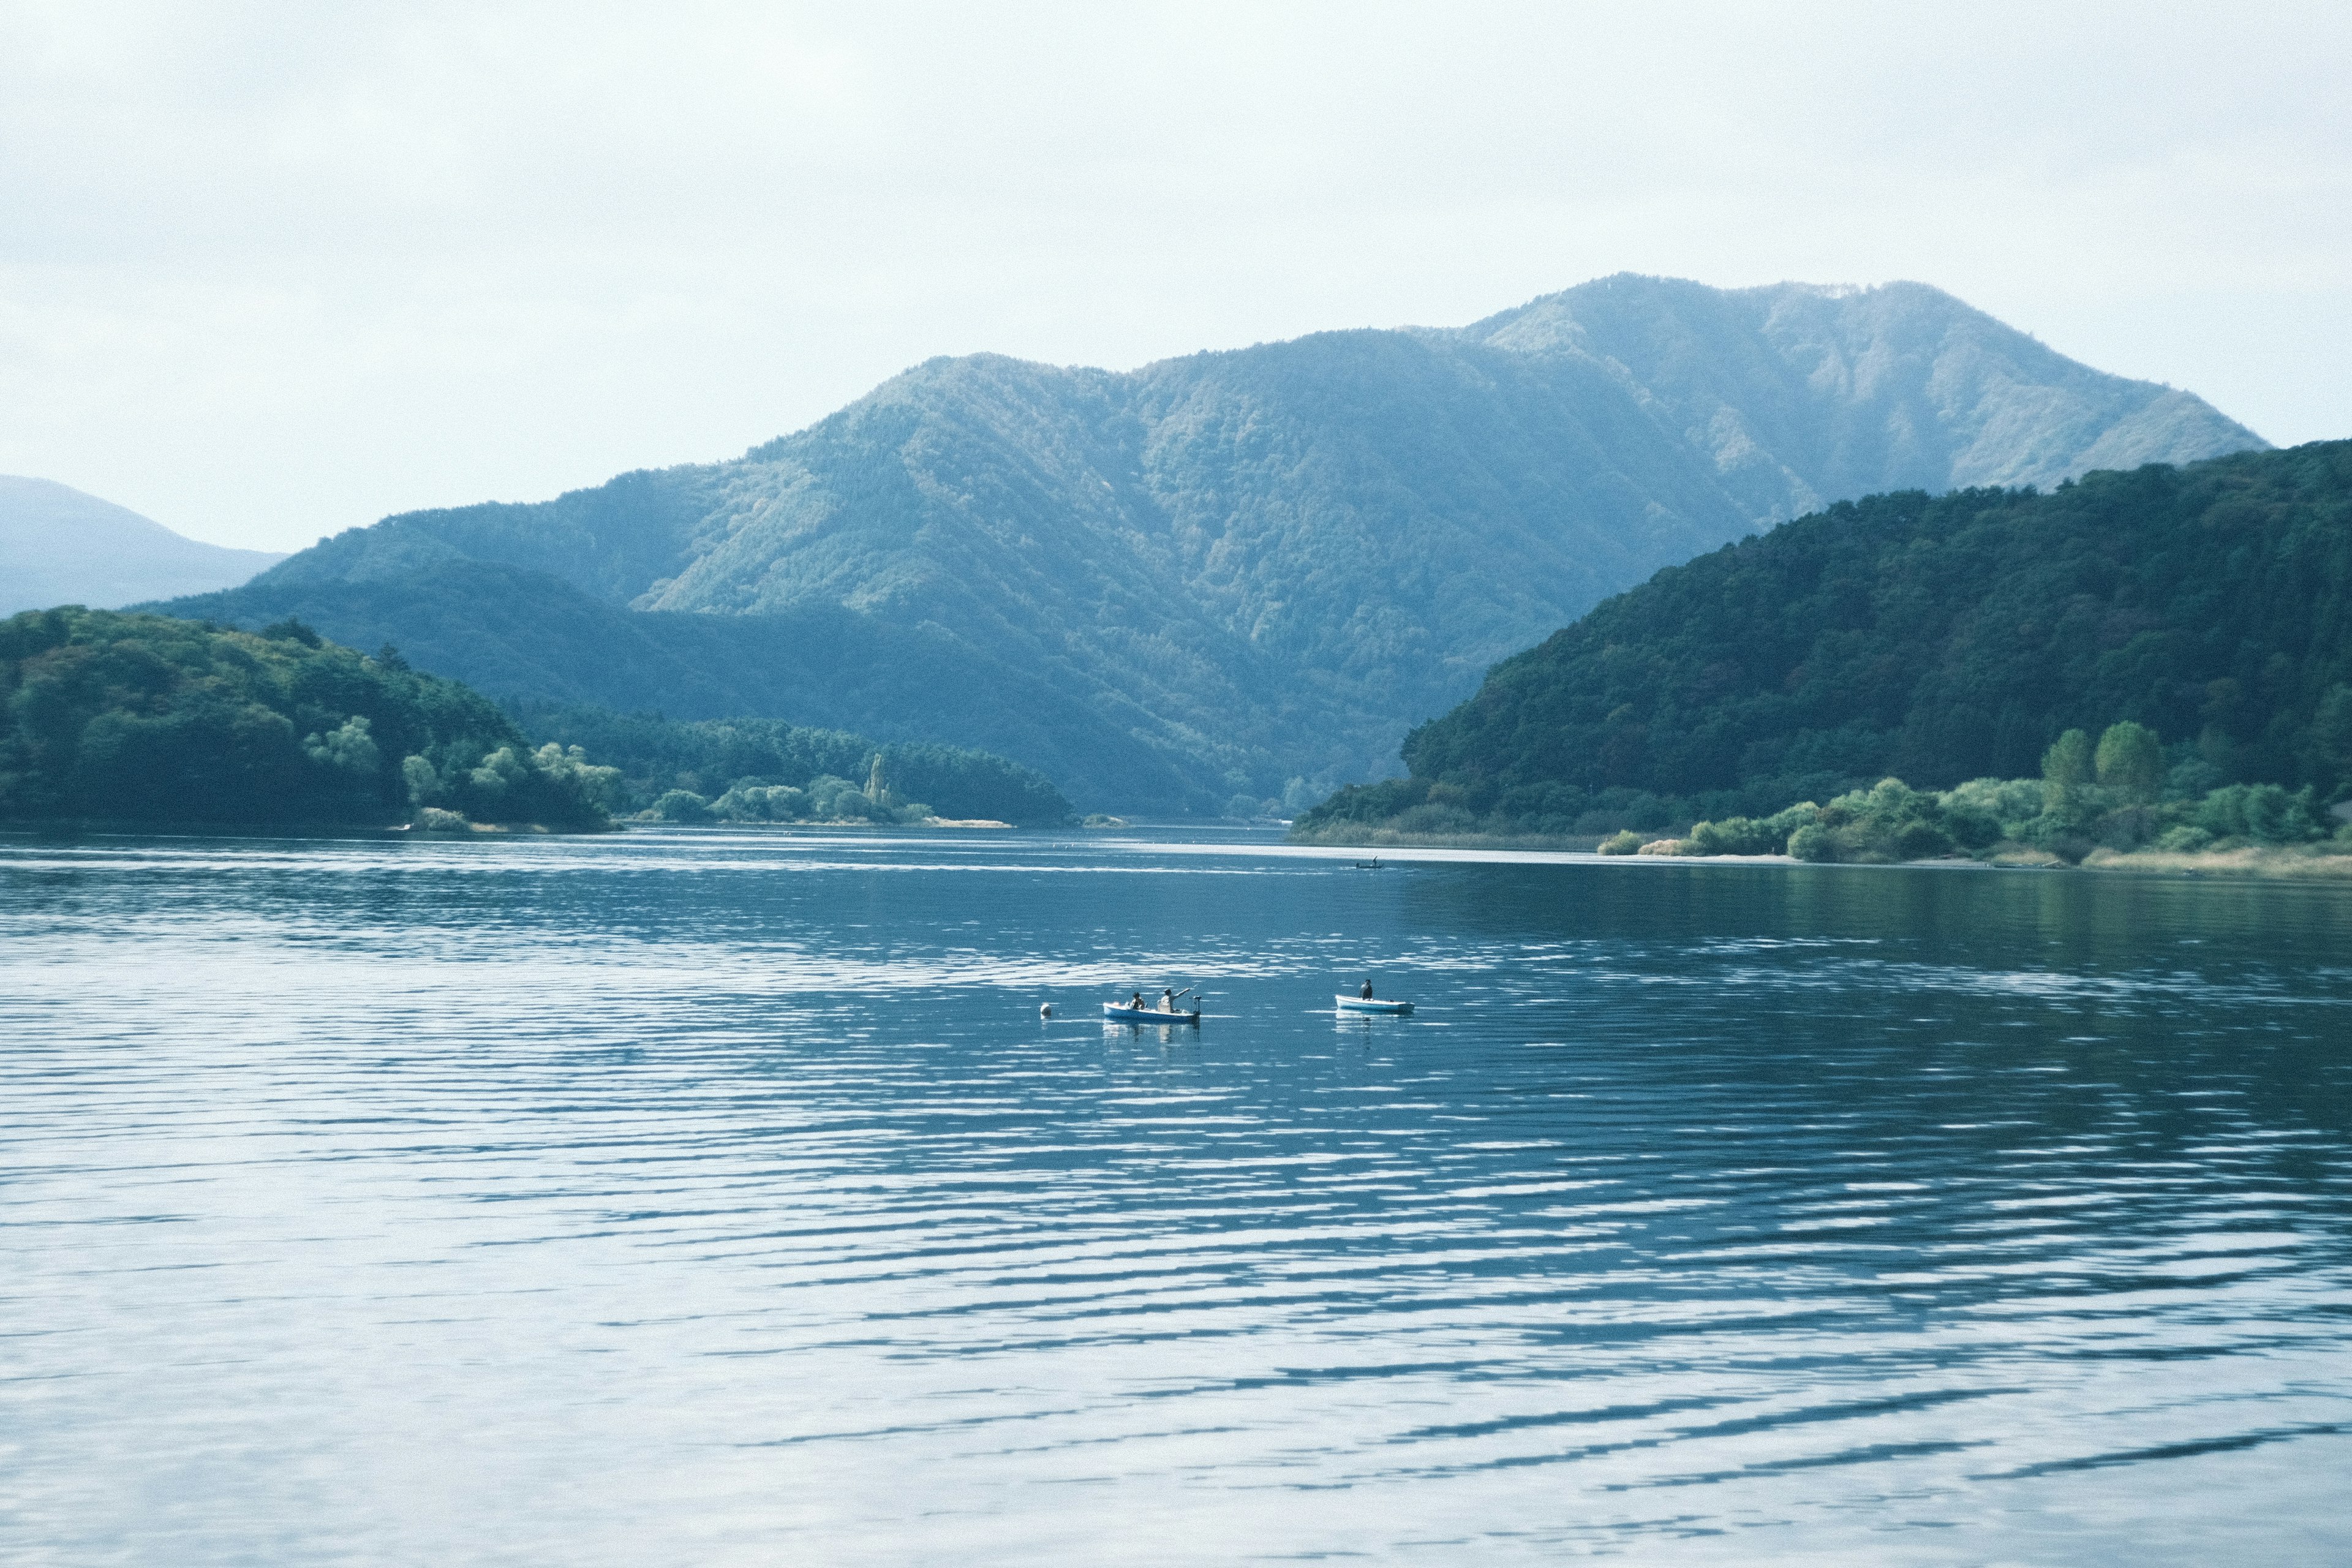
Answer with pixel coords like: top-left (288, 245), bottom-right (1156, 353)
top-left (157, 274), bottom-right (2266, 810)
top-left (1, 477), bottom-right (287, 615)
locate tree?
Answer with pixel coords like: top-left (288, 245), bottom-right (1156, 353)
top-left (2094, 721), bottom-right (2165, 804)
top-left (2309, 685), bottom-right (2352, 796)
top-left (2042, 729), bottom-right (2093, 791)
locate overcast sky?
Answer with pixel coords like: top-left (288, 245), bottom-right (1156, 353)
top-left (3, 1), bottom-right (2346, 551)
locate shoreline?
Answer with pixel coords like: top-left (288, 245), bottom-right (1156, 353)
top-left (1287, 827), bottom-right (2352, 880)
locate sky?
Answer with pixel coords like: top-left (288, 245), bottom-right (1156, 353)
top-left (2, 1), bottom-right (2347, 552)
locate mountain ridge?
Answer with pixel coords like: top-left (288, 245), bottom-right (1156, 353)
top-left (159, 274), bottom-right (2267, 811)
top-left (2, 477), bottom-right (287, 614)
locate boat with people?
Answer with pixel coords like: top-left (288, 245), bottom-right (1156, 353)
top-left (1336, 993), bottom-right (1414, 1015)
top-left (1104, 987), bottom-right (1202, 1024)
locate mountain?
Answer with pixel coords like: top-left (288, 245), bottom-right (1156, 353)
top-left (156, 275), bottom-right (2266, 812)
top-left (1297, 442), bottom-right (2352, 842)
top-left (1, 477), bottom-right (285, 614)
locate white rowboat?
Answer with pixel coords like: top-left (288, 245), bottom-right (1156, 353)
top-left (1336, 995), bottom-right (1414, 1015)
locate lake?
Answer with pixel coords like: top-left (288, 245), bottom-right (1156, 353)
top-left (3, 826), bottom-right (2349, 1565)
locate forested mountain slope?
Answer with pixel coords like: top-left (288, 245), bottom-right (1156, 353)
top-left (1300, 442), bottom-right (2352, 840)
top-left (160, 276), bottom-right (2264, 812)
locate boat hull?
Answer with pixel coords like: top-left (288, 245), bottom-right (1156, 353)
top-left (1104, 1003), bottom-right (1201, 1024)
top-left (1336, 995), bottom-right (1414, 1015)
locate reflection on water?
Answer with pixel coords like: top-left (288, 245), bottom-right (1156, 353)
top-left (3, 827), bottom-right (2350, 1565)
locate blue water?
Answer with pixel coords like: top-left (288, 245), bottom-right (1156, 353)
top-left (3, 826), bottom-right (2350, 1564)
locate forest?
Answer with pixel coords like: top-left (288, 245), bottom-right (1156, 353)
top-left (508, 702), bottom-right (1074, 826)
top-left (1298, 442), bottom-right (2352, 843)
top-left (0, 608), bottom-right (615, 831)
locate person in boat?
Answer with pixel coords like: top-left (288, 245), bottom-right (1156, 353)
top-left (1160, 987), bottom-right (1178, 1012)
top-left (1129, 992), bottom-right (1146, 1010)
top-left (1360, 979), bottom-right (1374, 1000)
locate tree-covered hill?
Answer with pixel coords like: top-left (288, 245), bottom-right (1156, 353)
top-left (0, 608), bottom-right (612, 830)
top-left (1299, 441), bottom-right (2352, 840)
top-left (154, 276), bottom-right (2263, 813)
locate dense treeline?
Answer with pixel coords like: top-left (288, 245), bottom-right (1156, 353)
top-left (508, 702), bottom-right (1073, 825)
top-left (1602, 722), bottom-right (2351, 865)
top-left (0, 608), bottom-right (614, 830)
top-left (1300, 442), bottom-right (2352, 841)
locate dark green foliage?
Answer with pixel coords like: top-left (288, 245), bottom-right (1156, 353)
top-left (0, 608), bottom-right (611, 830)
top-left (146, 277), bottom-right (2260, 813)
top-left (2193, 783), bottom-right (2328, 845)
top-left (1381, 442), bottom-right (2352, 835)
top-left (507, 702), bottom-right (1072, 825)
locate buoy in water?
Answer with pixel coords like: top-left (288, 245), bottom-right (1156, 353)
top-left (1039, 1002), bottom-right (1053, 1018)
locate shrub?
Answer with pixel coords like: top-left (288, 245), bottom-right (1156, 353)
top-left (1597, 829), bottom-right (1643, 855)
top-left (1685, 816), bottom-right (1779, 856)
top-left (649, 789), bottom-right (712, 823)
top-left (1787, 823), bottom-right (1834, 861)
top-left (2197, 783), bottom-right (2323, 845)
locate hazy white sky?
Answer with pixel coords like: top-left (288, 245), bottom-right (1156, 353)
top-left (3, 1), bottom-right (2346, 551)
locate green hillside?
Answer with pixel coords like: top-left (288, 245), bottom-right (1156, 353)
top-left (156, 275), bottom-right (2264, 812)
top-left (0, 608), bottom-right (612, 830)
top-left (1298, 442), bottom-right (2352, 842)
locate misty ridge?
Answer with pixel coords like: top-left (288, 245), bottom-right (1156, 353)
top-left (0, 478), bottom-right (287, 616)
top-left (157, 274), bottom-right (2263, 813)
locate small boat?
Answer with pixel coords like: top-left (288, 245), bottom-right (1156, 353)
top-left (1104, 1001), bottom-right (1202, 1024)
top-left (1336, 994), bottom-right (1414, 1015)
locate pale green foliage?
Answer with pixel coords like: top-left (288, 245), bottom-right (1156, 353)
top-left (692, 773), bottom-right (935, 826)
top-left (649, 789), bottom-right (712, 823)
top-left (710, 782), bottom-right (810, 822)
top-left (303, 715), bottom-right (379, 775)
top-left (401, 753), bottom-right (441, 805)
top-left (2042, 729), bottom-right (2094, 791)
top-left (2094, 721), bottom-right (2165, 804)
top-left (531, 742), bottom-right (622, 812)
top-left (468, 745), bottom-right (529, 799)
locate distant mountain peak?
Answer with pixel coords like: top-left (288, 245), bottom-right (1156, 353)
top-left (1, 477), bottom-right (287, 615)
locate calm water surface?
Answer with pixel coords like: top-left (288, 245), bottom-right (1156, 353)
top-left (3, 826), bottom-right (2350, 1564)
